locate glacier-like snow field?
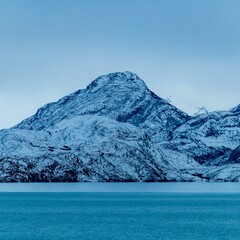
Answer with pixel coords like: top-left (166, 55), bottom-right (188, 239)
top-left (0, 185), bottom-right (240, 240)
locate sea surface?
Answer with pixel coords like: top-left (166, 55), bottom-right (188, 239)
top-left (0, 183), bottom-right (240, 240)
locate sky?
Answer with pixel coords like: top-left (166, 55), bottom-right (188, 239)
top-left (0, 0), bottom-right (240, 129)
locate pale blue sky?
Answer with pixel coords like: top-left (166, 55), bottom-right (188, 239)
top-left (1, 0), bottom-right (240, 128)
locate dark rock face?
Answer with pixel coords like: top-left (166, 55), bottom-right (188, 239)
top-left (0, 71), bottom-right (240, 182)
top-left (228, 146), bottom-right (240, 164)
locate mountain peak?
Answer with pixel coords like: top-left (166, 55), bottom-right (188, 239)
top-left (86, 71), bottom-right (143, 93)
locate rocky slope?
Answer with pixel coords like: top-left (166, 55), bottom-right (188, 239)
top-left (171, 107), bottom-right (240, 166)
top-left (0, 71), bottom-right (239, 182)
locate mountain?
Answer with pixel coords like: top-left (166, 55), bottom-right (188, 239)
top-left (0, 71), bottom-right (239, 182)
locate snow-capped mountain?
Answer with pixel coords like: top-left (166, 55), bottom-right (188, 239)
top-left (0, 71), bottom-right (239, 182)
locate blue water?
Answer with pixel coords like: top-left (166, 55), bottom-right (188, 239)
top-left (1, 183), bottom-right (240, 239)
top-left (0, 191), bottom-right (240, 239)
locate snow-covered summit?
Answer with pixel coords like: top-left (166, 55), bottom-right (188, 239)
top-left (86, 71), bottom-right (142, 93)
top-left (14, 71), bottom-right (189, 141)
top-left (14, 71), bottom-right (148, 130)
